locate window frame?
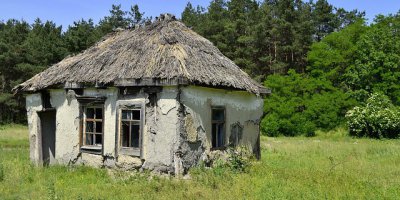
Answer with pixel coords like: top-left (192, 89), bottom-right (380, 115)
top-left (117, 103), bottom-right (144, 157)
top-left (211, 106), bottom-right (226, 150)
top-left (83, 106), bottom-right (104, 146)
top-left (76, 95), bottom-right (106, 155)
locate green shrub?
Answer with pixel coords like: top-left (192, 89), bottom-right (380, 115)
top-left (262, 70), bottom-right (356, 136)
top-left (346, 93), bottom-right (400, 138)
top-left (226, 146), bottom-right (252, 172)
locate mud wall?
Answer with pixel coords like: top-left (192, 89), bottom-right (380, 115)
top-left (25, 93), bottom-right (43, 165)
top-left (26, 87), bottom-right (180, 172)
top-left (25, 85), bottom-right (262, 173)
top-left (178, 86), bottom-right (264, 168)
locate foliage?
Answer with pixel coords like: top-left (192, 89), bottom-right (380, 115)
top-left (344, 13), bottom-right (400, 105)
top-left (182, 0), bottom-right (364, 78)
top-left (346, 93), bottom-right (400, 138)
top-left (261, 70), bottom-right (356, 136)
top-left (307, 20), bottom-right (367, 86)
top-left (204, 146), bottom-right (253, 173)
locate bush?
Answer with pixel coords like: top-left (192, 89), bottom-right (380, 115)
top-left (262, 70), bottom-right (356, 137)
top-left (204, 146), bottom-right (253, 173)
top-left (346, 93), bottom-right (400, 138)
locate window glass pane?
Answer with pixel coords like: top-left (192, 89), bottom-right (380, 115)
top-left (217, 124), bottom-right (224, 147)
top-left (86, 121), bottom-right (94, 132)
top-left (86, 133), bottom-right (93, 145)
top-left (95, 122), bottom-right (102, 133)
top-left (122, 110), bottom-right (131, 120)
top-left (96, 108), bottom-right (103, 119)
top-left (212, 109), bottom-right (224, 121)
top-left (212, 123), bottom-right (217, 147)
top-left (121, 122), bottom-right (130, 147)
top-left (86, 108), bottom-right (95, 119)
top-left (132, 110), bottom-right (140, 120)
top-left (131, 124), bottom-right (140, 148)
top-left (95, 134), bottom-right (102, 145)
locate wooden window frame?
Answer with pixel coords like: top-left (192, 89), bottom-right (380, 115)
top-left (81, 106), bottom-right (104, 154)
top-left (118, 104), bottom-right (144, 157)
top-left (83, 107), bottom-right (104, 145)
top-left (211, 106), bottom-right (226, 150)
top-left (76, 95), bottom-right (106, 154)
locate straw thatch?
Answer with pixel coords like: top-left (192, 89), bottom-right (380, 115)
top-left (13, 14), bottom-right (268, 95)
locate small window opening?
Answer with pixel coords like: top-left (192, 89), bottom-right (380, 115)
top-left (120, 109), bottom-right (141, 148)
top-left (212, 107), bottom-right (225, 148)
top-left (83, 107), bottom-right (103, 146)
top-left (41, 91), bottom-right (52, 109)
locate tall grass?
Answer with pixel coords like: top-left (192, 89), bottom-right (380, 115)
top-left (0, 125), bottom-right (399, 199)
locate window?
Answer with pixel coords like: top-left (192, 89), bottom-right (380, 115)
top-left (83, 107), bottom-right (103, 146)
top-left (212, 107), bottom-right (225, 148)
top-left (76, 95), bottom-right (106, 154)
top-left (120, 109), bottom-right (141, 148)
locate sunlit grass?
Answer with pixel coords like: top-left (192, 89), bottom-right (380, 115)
top-left (0, 125), bottom-right (399, 199)
top-left (0, 124), bottom-right (29, 148)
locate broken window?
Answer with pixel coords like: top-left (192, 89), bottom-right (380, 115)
top-left (83, 107), bottom-right (103, 146)
top-left (117, 102), bottom-right (143, 157)
top-left (120, 109), bottom-right (141, 148)
top-left (212, 107), bottom-right (225, 148)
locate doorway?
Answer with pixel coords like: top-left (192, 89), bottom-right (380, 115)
top-left (38, 110), bottom-right (56, 166)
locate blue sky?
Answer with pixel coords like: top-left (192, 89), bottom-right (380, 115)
top-left (1, 0), bottom-right (399, 30)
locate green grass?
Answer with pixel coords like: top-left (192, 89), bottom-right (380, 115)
top-left (0, 126), bottom-right (399, 199)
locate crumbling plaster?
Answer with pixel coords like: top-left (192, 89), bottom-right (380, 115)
top-left (180, 86), bottom-right (263, 153)
top-left (26, 93), bottom-right (43, 165)
top-left (25, 85), bottom-right (263, 173)
top-left (27, 87), bottom-right (181, 170)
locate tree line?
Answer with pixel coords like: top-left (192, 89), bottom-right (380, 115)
top-left (182, 0), bottom-right (364, 80)
top-left (0, 4), bottom-right (146, 123)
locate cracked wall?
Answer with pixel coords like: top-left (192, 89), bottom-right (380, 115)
top-left (26, 93), bottom-right (43, 165)
top-left (25, 85), bottom-right (262, 173)
top-left (178, 86), bottom-right (264, 168)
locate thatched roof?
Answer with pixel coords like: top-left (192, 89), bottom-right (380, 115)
top-left (13, 14), bottom-right (269, 95)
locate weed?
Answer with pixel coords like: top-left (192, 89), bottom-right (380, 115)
top-left (0, 163), bottom-right (4, 182)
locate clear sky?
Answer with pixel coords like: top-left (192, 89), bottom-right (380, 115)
top-left (1, 0), bottom-right (399, 30)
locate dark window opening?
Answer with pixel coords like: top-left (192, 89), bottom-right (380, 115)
top-left (120, 109), bottom-right (141, 148)
top-left (83, 107), bottom-right (103, 146)
top-left (41, 91), bottom-right (52, 109)
top-left (212, 108), bottom-right (225, 148)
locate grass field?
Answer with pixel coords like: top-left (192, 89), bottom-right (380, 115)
top-left (0, 125), bottom-right (399, 199)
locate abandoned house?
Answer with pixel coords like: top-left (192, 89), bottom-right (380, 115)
top-left (13, 14), bottom-right (270, 174)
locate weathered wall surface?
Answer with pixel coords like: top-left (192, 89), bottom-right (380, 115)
top-left (26, 93), bottom-right (43, 165)
top-left (26, 87), bottom-right (179, 172)
top-left (179, 86), bottom-right (263, 168)
top-left (140, 86), bottom-right (179, 172)
top-left (47, 88), bottom-right (118, 165)
top-left (115, 86), bottom-right (180, 172)
top-left (25, 85), bottom-right (262, 174)
top-left (50, 89), bottom-right (79, 164)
